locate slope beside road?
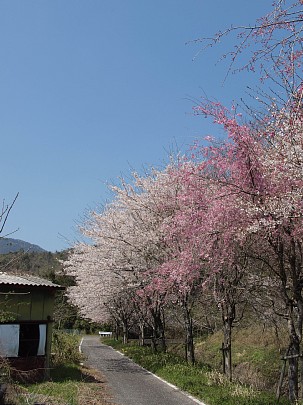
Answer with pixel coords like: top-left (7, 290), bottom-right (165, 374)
top-left (80, 335), bottom-right (207, 405)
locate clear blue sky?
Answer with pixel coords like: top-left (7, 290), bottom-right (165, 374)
top-left (0, 1), bottom-right (270, 252)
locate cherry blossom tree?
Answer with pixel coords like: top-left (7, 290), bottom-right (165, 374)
top-left (189, 1), bottom-right (303, 396)
top-left (65, 163), bottom-right (209, 359)
top-left (65, 167), bottom-right (183, 348)
top-left (105, 289), bottom-right (136, 344)
top-left (154, 164), bottom-right (207, 364)
top-left (161, 159), bottom-right (252, 376)
top-left (65, 242), bottom-right (122, 324)
top-left (190, 95), bottom-right (303, 400)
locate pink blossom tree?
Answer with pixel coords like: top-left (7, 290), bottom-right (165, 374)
top-left (161, 158), bottom-right (252, 376)
top-left (190, 1), bottom-right (303, 395)
top-left (190, 96), bottom-right (303, 400)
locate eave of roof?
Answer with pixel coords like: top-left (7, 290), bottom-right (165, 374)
top-left (0, 272), bottom-right (65, 290)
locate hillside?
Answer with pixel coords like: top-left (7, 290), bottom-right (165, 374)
top-left (0, 249), bottom-right (68, 277)
top-left (0, 238), bottom-right (46, 254)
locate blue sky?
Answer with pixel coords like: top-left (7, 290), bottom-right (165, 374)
top-left (0, 1), bottom-right (270, 252)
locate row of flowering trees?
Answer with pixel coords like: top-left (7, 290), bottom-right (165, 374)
top-left (64, 93), bottom-right (303, 401)
top-left (64, 1), bottom-right (303, 402)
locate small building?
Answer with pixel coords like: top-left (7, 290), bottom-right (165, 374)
top-left (0, 272), bottom-right (64, 380)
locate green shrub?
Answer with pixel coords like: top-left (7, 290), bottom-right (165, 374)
top-left (51, 330), bottom-right (83, 367)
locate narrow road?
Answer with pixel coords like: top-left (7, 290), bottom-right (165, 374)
top-left (81, 335), bottom-right (206, 405)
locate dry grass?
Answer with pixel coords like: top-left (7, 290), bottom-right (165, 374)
top-left (77, 367), bottom-right (113, 405)
top-left (194, 324), bottom-right (288, 390)
top-left (232, 324), bottom-right (288, 349)
top-left (3, 367), bottom-right (114, 405)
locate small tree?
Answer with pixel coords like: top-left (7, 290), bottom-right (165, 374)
top-left (105, 290), bottom-right (136, 344)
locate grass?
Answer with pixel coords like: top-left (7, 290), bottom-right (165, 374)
top-left (24, 365), bottom-right (83, 404)
top-left (18, 365), bottom-right (112, 405)
top-left (195, 325), bottom-right (285, 390)
top-left (156, 365), bottom-right (288, 405)
top-left (103, 332), bottom-right (292, 405)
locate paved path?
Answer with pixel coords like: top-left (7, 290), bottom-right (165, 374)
top-left (81, 335), bottom-right (206, 405)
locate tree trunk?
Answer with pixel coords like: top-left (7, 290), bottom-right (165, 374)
top-left (114, 320), bottom-right (120, 340)
top-left (139, 322), bottom-right (145, 347)
top-left (288, 358), bottom-right (299, 402)
top-left (150, 307), bottom-right (166, 353)
top-left (222, 323), bottom-right (232, 382)
top-left (158, 312), bottom-right (166, 353)
top-left (183, 304), bottom-right (195, 365)
top-left (122, 320), bottom-right (129, 344)
top-left (221, 301), bottom-right (235, 382)
top-left (280, 237), bottom-right (303, 403)
top-left (151, 326), bottom-right (157, 352)
top-left (286, 304), bottom-right (302, 402)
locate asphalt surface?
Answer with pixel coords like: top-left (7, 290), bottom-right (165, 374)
top-left (81, 335), bottom-right (206, 405)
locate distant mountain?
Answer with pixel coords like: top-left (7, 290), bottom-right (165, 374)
top-left (0, 238), bottom-right (46, 254)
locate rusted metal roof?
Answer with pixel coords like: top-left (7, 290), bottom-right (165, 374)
top-left (0, 272), bottom-right (64, 289)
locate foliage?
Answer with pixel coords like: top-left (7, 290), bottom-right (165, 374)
top-left (51, 330), bottom-right (83, 367)
top-left (0, 250), bottom-right (68, 276)
top-left (0, 294), bottom-right (19, 322)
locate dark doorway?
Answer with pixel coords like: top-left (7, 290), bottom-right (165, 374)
top-left (18, 323), bottom-right (40, 357)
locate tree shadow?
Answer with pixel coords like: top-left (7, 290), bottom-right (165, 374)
top-left (101, 358), bottom-right (150, 374)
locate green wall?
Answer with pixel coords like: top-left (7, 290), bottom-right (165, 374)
top-left (0, 287), bottom-right (55, 321)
